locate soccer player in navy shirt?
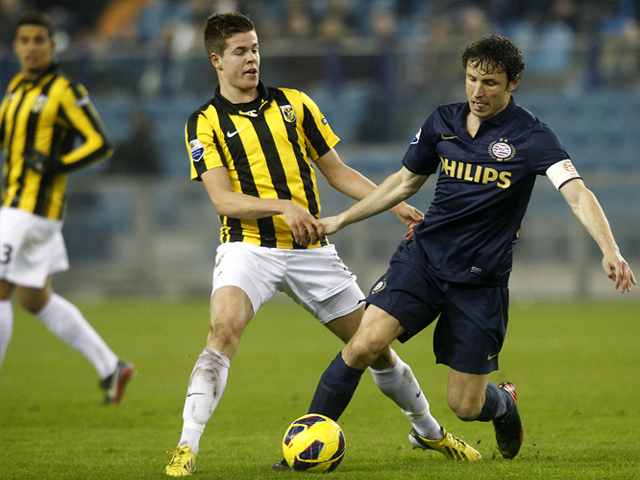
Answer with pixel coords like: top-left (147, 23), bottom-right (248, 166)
top-left (305, 35), bottom-right (636, 460)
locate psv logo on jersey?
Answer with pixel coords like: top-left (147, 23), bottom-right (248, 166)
top-left (488, 138), bottom-right (516, 161)
top-left (280, 105), bottom-right (296, 123)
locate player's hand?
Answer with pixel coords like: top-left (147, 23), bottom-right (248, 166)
top-left (391, 202), bottom-right (424, 240)
top-left (282, 201), bottom-right (323, 246)
top-left (602, 251), bottom-right (636, 293)
top-left (23, 149), bottom-right (62, 176)
top-left (319, 216), bottom-right (342, 237)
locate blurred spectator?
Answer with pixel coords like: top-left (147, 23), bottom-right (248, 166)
top-left (458, 4), bottom-right (492, 42)
top-left (600, 16), bottom-right (640, 88)
top-left (314, 0), bottom-right (362, 40)
top-left (358, 6), bottom-right (399, 142)
top-left (284, 0), bottom-right (314, 38)
top-left (414, 13), bottom-right (460, 110)
top-left (510, 0), bottom-right (576, 75)
top-left (596, 0), bottom-right (640, 89)
top-left (410, 6), bottom-right (493, 107)
top-left (0, 0), bottom-right (29, 48)
top-left (94, 0), bottom-right (152, 49)
top-left (105, 110), bottom-right (162, 176)
top-left (33, 0), bottom-right (111, 43)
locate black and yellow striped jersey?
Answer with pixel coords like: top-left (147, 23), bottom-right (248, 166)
top-left (0, 64), bottom-right (112, 219)
top-left (186, 82), bottom-right (338, 249)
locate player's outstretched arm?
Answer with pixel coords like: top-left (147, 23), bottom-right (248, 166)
top-left (560, 179), bottom-right (636, 292)
top-left (316, 149), bottom-right (426, 233)
top-left (320, 166), bottom-right (428, 236)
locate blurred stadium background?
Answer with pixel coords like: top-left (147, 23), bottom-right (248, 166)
top-left (1, 0), bottom-right (639, 300)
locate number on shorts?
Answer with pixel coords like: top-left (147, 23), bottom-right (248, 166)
top-left (1, 244), bottom-right (12, 265)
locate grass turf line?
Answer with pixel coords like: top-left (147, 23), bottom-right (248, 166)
top-left (0, 299), bottom-right (638, 479)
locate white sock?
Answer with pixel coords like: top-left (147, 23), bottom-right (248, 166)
top-left (0, 300), bottom-right (14, 375)
top-left (369, 349), bottom-right (442, 440)
top-left (179, 348), bottom-right (230, 454)
top-left (35, 293), bottom-right (119, 379)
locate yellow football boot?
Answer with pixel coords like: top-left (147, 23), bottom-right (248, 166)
top-left (164, 445), bottom-right (196, 476)
top-left (409, 427), bottom-right (481, 460)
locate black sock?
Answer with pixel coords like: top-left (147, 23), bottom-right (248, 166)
top-left (307, 352), bottom-right (365, 421)
top-left (476, 382), bottom-right (512, 422)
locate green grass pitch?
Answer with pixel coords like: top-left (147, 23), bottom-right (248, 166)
top-left (1, 298), bottom-right (639, 479)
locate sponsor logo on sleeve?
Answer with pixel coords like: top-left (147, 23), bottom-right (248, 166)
top-left (74, 96), bottom-right (91, 108)
top-left (190, 139), bottom-right (205, 162)
top-left (411, 128), bottom-right (422, 144)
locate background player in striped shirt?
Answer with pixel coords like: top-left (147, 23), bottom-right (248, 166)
top-left (305, 35), bottom-right (635, 461)
top-left (0, 12), bottom-right (134, 404)
top-left (164, 12), bottom-right (481, 477)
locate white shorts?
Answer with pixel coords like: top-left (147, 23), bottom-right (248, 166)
top-left (212, 242), bottom-right (364, 324)
top-left (0, 207), bottom-right (69, 288)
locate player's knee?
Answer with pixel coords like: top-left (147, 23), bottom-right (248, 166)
top-left (369, 346), bottom-right (395, 370)
top-left (16, 289), bottom-right (49, 313)
top-left (345, 334), bottom-right (386, 369)
top-left (0, 280), bottom-right (15, 300)
top-left (206, 320), bottom-right (242, 353)
top-left (448, 396), bottom-right (482, 422)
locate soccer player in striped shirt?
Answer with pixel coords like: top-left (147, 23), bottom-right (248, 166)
top-left (164, 12), bottom-right (480, 477)
top-left (0, 12), bottom-right (134, 404)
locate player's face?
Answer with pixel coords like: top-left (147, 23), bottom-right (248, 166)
top-left (465, 62), bottom-right (518, 121)
top-left (212, 30), bottom-right (260, 101)
top-left (13, 25), bottom-right (55, 81)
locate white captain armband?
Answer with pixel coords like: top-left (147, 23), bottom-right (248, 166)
top-left (546, 159), bottom-right (581, 190)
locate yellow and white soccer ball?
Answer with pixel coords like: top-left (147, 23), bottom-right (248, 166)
top-left (282, 414), bottom-right (346, 473)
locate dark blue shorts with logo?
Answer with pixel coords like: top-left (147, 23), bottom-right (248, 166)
top-left (365, 242), bottom-right (509, 375)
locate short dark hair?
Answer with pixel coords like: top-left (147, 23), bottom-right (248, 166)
top-left (204, 12), bottom-right (255, 56)
top-left (15, 12), bottom-right (54, 40)
top-left (461, 35), bottom-right (525, 85)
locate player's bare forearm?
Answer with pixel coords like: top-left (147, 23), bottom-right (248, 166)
top-left (317, 152), bottom-right (427, 226)
top-left (316, 149), bottom-right (378, 202)
top-left (202, 168), bottom-right (321, 245)
top-left (561, 180), bottom-right (635, 292)
top-left (331, 168), bottom-right (427, 231)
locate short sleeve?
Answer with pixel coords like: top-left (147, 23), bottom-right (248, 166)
top-left (402, 111), bottom-right (441, 175)
top-left (299, 91), bottom-right (340, 160)
top-left (185, 110), bottom-right (225, 181)
top-left (528, 122), bottom-right (570, 175)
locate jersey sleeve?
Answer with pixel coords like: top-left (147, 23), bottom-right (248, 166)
top-left (299, 91), bottom-right (340, 161)
top-left (186, 109), bottom-right (226, 181)
top-left (528, 122), bottom-right (570, 174)
top-left (57, 83), bottom-right (113, 171)
top-left (401, 111), bottom-right (441, 175)
top-left (0, 76), bottom-right (22, 146)
top-left (0, 90), bottom-right (8, 145)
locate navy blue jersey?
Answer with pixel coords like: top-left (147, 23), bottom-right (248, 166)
top-left (402, 99), bottom-right (570, 286)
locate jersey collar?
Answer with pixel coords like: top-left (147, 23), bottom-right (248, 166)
top-left (485, 96), bottom-right (517, 126)
top-left (19, 62), bottom-right (58, 89)
top-left (213, 81), bottom-right (275, 117)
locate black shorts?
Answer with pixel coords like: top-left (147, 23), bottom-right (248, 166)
top-left (366, 242), bottom-right (509, 375)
